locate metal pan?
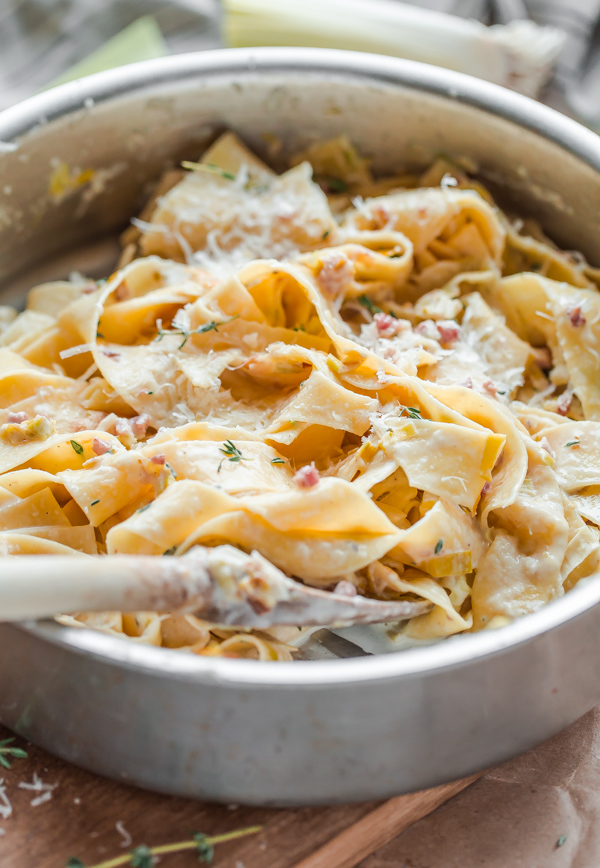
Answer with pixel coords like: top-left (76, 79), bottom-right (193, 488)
top-left (1, 48), bottom-right (600, 806)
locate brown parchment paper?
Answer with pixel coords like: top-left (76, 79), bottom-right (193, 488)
top-left (2, 713), bottom-right (600, 868)
top-left (361, 708), bottom-right (600, 868)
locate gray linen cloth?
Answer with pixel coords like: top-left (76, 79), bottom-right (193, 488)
top-left (0, 0), bottom-right (597, 125)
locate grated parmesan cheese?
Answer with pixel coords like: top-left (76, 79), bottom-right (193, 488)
top-left (116, 820), bottom-right (133, 848)
top-left (59, 343), bottom-right (94, 359)
top-left (0, 780), bottom-right (12, 820)
top-left (18, 773), bottom-right (58, 807)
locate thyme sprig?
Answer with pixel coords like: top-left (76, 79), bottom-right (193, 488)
top-left (0, 736), bottom-right (27, 769)
top-left (357, 294), bottom-right (398, 319)
top-left (182, 161), bottom-right (236, 181)
top-left (154, 316), bottom-right (238, 350)
top-left (218, 440), bottom-right (252, 473)
top-left (321, 176), bottom-right (348, 193)
top-left (400, 405), bottom-right (422, 420)
top-left (65, 825), bottom-right (262, 868)
top-left (130, 847), bottom-right (152, 868)
top-left (358, 294), bottom-right (382, 316)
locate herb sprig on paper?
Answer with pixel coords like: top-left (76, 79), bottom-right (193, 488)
top-left (0, 736), bottom-right (27, 769)
top-left (65, 825), bottom-right (262, 868)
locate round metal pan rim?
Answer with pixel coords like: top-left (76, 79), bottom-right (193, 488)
top-left (19, 575), bottom-right (600, 686)
top-left (2, 47), bottom-right (600, 171)
top-left (2, 47), bottom-right (600, 686)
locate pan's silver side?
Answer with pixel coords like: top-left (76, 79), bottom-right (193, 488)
top-left (1, 576), bottom-right (600, 805)
top-left (1, 48), bottom-right (600, 804)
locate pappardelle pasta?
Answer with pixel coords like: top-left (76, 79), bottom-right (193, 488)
top-left (1, 132), bottom-right (599, 660)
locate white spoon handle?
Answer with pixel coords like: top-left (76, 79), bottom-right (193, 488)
top-left (0, 555), bottom-right (211, 621)
top-left (0, 547), bottom-right (432, 627)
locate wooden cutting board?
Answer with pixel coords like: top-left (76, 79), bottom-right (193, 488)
top-left (0, 723), bottom-right (481, 868)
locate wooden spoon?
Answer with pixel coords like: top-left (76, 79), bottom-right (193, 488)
top-left (0, 545), bottom-right (431, 628)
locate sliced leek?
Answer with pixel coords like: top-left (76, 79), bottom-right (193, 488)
top-left (223, 0), bottom-right (564, 97)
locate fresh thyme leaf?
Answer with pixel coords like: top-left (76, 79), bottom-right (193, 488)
top-left (206, 163), bottom-right (236, 179)
top-left (398, 405), bottom-right (422, 420)
top-left (0, 737), bottom-right (28, 769)
top-left (130, 845), bottom-right (153, 868)
top-left (65, 826), bottom-right (262, 868)
top-left (90, 499), bottom-right (100, 506)
top-left (193, 833), bottom-right (215, 864)
top-left (322, 229), bottom-right (330, 240)
top-left (147, 391), bottom-right (154, 395)
top-left (163, 546), bottom-right (177, 556)
top-left (557, 835), bottom-right (567, 848)
top-left (196, 321), bottom-right (220, 334)
top-left (358, 294), bottom-right (382, 316)
top-left (69, 440), bottom-right (84, 455)
top-left (220, 439), bottom-right (243, 461)
top-left (137, 503), bottom-right (152, 513)
top-left (177, 331), bottom-right (192, 350)
top-left (565, 440), bottom-right (580, 447)
top-left (182, 160), bottom-right (236, 181)
top-left (96, 332), bottom-right (104, 339)
top-left (271, 458), bottom-right (286, 464)
top-left (435, 539), bottom-right (443, 554)
top-left (328, 177), bottom-right (348, 193)
top-left (217, 439), bottom-right (252, 473)
top-left (154, 316), bottom-right (238, 349)
top-left (220, 441), bottom-right (243, 463)
top-left (178, 331), bottom-right (191, 349)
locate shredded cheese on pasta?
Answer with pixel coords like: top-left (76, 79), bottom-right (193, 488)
top-left (1, 132), bottom-right (599, 659)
